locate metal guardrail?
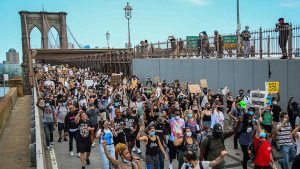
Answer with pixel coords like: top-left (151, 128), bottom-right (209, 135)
top-left (133, 24), bottom-right (300, 59)
top-left (29, 82), bottom-right (46, 169)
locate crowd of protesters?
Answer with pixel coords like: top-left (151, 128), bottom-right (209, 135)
top-left (35, 64), bottom-right (300, 169)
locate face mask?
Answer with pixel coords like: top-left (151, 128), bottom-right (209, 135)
top-left (273, 101), bottom-right (278, 105)
top-left (123, 159), bottom-right (130, 163)
top-left (175, 116), bottom-right (180, 120)
top-left (259, 132), bottom-right (267, 138)
top-left (63, 102), bottom-right (67, 106)
top-left (187, 114), bottom-right (193, 118)
top-left (45, 103), bottom-right (50, 107)
top-left (186, 163), bottom-right (192, 167)
top-left (248, 111), bottom-right (254, 116)
top-left (150, 131), bottom-right (155, 137)
top-left (186, 131), bottom-right (192, 137)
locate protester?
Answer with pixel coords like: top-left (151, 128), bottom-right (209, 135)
top-left (75, 111), bottom-right (94, 169)
top-left (96, 119), bottom-right (117, 169)
top-left (275, 18), bottom-right (290, 59)
top-left (240, 26), bottom-right (251, 58)
top-left (253, 114), bottom-right (276, 169)
top-left (137, 125), bottom-right (168, 169)
top-left (174, 127), bottom-right (198, 169)
top-left (64, 105), bottom-right (79, 156)
top-left (103, 141), bottom-right (141, 169)
top-left (276, 112), bottom-right (296, 169)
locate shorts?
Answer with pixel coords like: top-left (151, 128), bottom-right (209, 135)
top-left (125, 132), bottom-right (137, 143)
top-left (58, 123), bottom-right (65, 131)
top-left (114, 134), bottom-right (126, 145)
top-left (167, 140), bottom-right (177, 160)
top-left (78, 141), bottom-right (92, 153)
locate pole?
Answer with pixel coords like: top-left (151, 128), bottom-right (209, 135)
top-left (236, 0), bottom-right (241, 57)
top-left (127, 18), bottom-right (131, 49)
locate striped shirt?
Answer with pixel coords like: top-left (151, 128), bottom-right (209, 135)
top-left (276, 121), bottom-right (293, 146)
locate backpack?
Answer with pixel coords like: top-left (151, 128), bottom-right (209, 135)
top-left (248, 141), bottom-right (262, 161)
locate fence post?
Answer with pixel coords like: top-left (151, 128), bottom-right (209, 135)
top-left (259, 27), bottom-right (263, 59)
top-left (267, 35), bottom-right (270, 57)
top-left (288, 24), bottom-right (293, 59)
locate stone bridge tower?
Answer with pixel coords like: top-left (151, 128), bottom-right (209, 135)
top-left (19, 11), bottom-right (68, 94)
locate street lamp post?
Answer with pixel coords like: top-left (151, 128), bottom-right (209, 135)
top-left (124, 2), bottom-right (132, 49)
top-left (106, 31), bottom-right (110, 48)
top-left (236, 0), bottom-right (241, 57)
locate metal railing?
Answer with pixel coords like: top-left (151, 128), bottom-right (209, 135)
top-left (30, 80), bottom-right (46, 168)
top-left (133, 25), bottom-right (300, 59)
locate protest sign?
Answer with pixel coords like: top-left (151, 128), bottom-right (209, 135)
top-left (58, 78), bottom-right (65, 84)
top-left (200, 79), bottom-right (208, 88)
top-left (153, 76), bottom-right (160, 82)
top-left (84, 80), bottom-right (94, 87)
top-left (250, 90), bottom-right (268, 107)
top-left (265, 82), bottom-right (279, 94)
top-left (111, 73), bottom-right (122, 85)
top-left (222, 86), bottom-right (229, 96)
top-left (188, 84), bottom-right (201, 94)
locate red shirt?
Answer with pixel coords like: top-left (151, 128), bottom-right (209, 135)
top-left (253, 137), bottom-right (272, 166)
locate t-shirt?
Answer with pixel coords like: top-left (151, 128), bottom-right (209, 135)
top-left (262, 111), bottom-right (272, 126)
top-left (43, 106), bottom-right (55, 123)
top-left (239, 123), bottom-right (254, 146)
top-left (253, 137), bottom-right (272, 166)
top-left (125, 115), bottom-right (139, 134)
top-left (170, 118), bottom-right (185, 141)
top-left (113, 117), bottom-right (125, 136)
top-left (86, 108), bottom-right (99, 126)
top-left (211, 111), bottom-right (224, 129)
top-left (98, 128), bottom-right (114, 145)
top-left (181, 161), bottom-right (211, 169)
top-left (271, 105), bottom-right (282, 122)
top-left (56, 106), bottom-right (68, 123)
top-left (77, 120), bottom-right (92, 143)
top-left (276, 121), bottom-right (293, 146)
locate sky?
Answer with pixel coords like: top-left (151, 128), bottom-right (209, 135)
top-left (0, 0), bottom-right (299, 63)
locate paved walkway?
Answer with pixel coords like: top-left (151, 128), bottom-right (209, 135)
top-left (0, 95), bottom-right (33, 169)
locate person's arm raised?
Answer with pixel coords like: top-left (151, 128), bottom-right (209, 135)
top-left (209, 150), bottom-right (227, 167)
top-left (102, 140), bottom-right (118, 166)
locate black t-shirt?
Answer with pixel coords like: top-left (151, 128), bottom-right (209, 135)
top-left (113, 117), bottom-right (125, 136)
top-left (77, 120), bottom-right (92, 143)
top-left (271, 105), bottom-right (282, 122)
top-left (124, 115), bottom-right (139, 134)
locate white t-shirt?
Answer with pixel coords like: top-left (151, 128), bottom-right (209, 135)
top-left (296, 132), bottom-right (300, 155)
top-left (181, 161), bottom-right (211, 169)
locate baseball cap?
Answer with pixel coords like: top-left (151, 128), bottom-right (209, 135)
top-left (213, 123), bottom-right (223, 133)
top-left (239, 100), bottom-right (247, 109)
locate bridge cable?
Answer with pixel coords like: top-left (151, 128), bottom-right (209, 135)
top-left (67, 25), bottom-right (81, 48)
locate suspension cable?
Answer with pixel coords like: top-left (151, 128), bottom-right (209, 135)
top-left (67, 25), bottom-right (81, 48)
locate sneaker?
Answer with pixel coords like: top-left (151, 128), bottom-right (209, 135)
top-left (70, 151), bottom-right (74, 156)
top-left (169, 164), bottom-right (173, 169)
top-left (46, 146), bottom-right (50, 150)
top-left (77, 153), bottom-right (80, 158)
top-left (137, 148), bottom-right (141, 154)
top-left (50, 142), bottom-right (54, 146)
top-left (91, 142), bottom-right (95, 147)
top-left (86, 159), bottom-right (90, 165)
top-left (58, 137), bottom-right (62, 142)
top-left (132, 146), bottom-right (137, 152)
top-left (82, 166), bottom-right (85, 169)
top-left (63, 137), bottom-right (68, 141)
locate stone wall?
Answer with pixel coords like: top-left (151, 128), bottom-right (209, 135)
top-left (0, 88), bottom-right (18, 136)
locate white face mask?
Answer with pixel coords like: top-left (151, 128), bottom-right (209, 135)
top-left (273, 101), bottom-right (278, 105)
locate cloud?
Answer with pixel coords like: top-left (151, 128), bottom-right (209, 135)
top-left (184, 0), bottom-right (209, 6)
top-left (280, 0), bottom-right (300, 7)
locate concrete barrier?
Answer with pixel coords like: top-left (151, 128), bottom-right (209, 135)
top-left (0, 88), bottom-right (18, 136)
